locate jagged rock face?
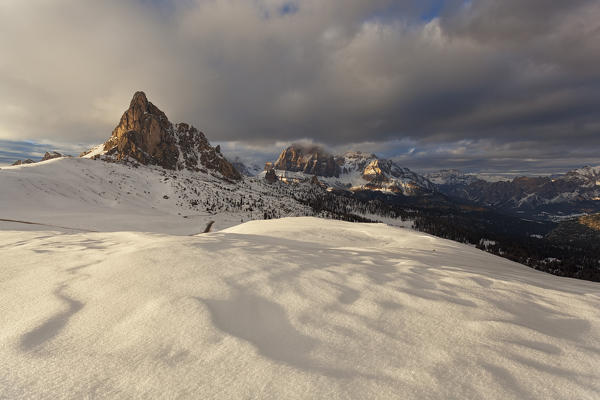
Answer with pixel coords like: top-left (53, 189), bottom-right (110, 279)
top-left (174, 123), bottom-right (240, 179)
top-left (273, 146), bottom-right (340, 177)
top-left (102, 92), bottom-right (240, 181)
top-left (362, 159), bottom-right (392, 182)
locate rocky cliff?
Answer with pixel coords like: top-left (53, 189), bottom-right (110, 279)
top-left (98, 92), bottom-right (240, 180)
top-left (271, 145), bottom-right (340, 177)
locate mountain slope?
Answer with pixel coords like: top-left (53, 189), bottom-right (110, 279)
top-left (1, 217), bottom-right (598, 399)
top-left (0, 157), bottom-right (316, 234)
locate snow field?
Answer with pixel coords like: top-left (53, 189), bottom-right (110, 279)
top-left (1, 217), bottom-right (599, 399)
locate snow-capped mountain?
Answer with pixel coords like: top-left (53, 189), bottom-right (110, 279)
top-left (428, 166), bottom-right (600, 217)
top-left (265, 146), bottom-right (435, 196)
top-left (564, 165), bottom-right (600, 186)
top-left (82, 91), bottom-right (240, 181)
top-left (336, 151), bottom-right (436, 195)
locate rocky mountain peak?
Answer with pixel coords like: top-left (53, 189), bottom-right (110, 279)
top-left (272, 145), bottom-right (340, 177)
top-left (99, 91), bottom-right (240, 180)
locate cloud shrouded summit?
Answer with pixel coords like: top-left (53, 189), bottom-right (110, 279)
top-left (0, 0), bottom-right (599, 172)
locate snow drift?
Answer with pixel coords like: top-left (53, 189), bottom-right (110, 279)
top-left (1, 217), bottom-right (599, 399)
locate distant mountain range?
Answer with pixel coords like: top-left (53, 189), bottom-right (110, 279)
top-left (424, 168), bottom-right (600, 218)
top-left (259, 145), bottom-right (600, 219)
top-left (10, 91), bottom-right (599, 221)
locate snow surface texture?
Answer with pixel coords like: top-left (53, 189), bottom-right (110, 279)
top-left (1, 217), bottom-right (599, 399)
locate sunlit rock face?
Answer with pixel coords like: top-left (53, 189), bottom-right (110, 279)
top-left (101, 91), bottom-right (241, 180)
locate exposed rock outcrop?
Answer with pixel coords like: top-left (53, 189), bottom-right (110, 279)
top-left (41, 151), bottom-right (64, 161)
top-left (265, 168), bottom-right (278, 184)
top-left (272, 145), bottom-right (340, 177)
top-left (12, 151), bottom-right (66, 166)
top-left (11, 159), bottom-right (35, 166)
top-left (99, 91), bottom-right (240, 180)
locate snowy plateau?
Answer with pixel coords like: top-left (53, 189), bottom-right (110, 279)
top-left (1, 158), bottom-right (600, 399)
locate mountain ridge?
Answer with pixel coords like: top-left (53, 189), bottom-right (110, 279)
top-left (426, 166), bottom-right (600, 217)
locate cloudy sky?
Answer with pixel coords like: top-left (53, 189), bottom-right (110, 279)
top-left (1, 0), bottom-right (599, 174)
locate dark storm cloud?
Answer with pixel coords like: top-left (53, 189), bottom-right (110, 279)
top-left (0, 0), bottom-right (598, 172)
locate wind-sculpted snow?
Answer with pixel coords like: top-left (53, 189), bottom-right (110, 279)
top-left (1, 218), bottom-right (599, 399)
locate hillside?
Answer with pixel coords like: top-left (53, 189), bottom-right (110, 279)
top-left (0, 157), bottom-right (317, 234)
top-left (1, 217), bottom-right (598, 399)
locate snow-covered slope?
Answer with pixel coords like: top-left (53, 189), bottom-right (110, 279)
top-left (1, 217), bottom-right (598, 399)
top-left (0, 157), bottom-right (314, 234)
